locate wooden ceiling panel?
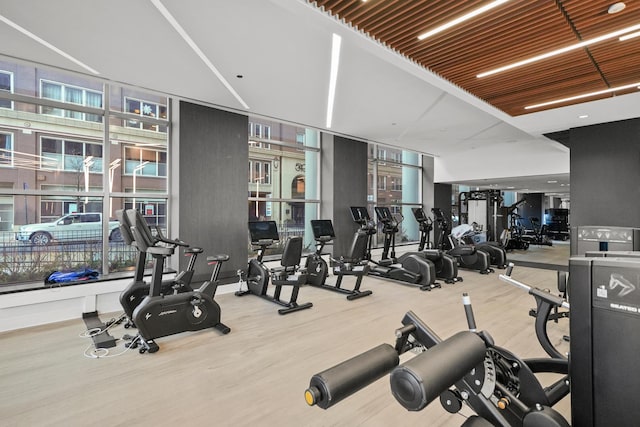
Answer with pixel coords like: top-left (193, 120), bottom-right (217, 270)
top-left (310, 0), bottom-right (640, 116)
top-left (563, 0), bottom-right (640, 37)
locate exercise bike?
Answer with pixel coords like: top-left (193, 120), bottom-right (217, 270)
top-left (305, 294), bottom-right (570, 426)
top-left (115, 209), bottom-right (202, 328)
top-left (236, 220), bottom-right (312, 315)
top-left (411, 207), bottom-right (462, 284)
top-left (126, 209), bottom-right (230, 353)
top-left (305, 219), bottom-right (372, 300)
top-left (432, 207), bottom-right (493, 274)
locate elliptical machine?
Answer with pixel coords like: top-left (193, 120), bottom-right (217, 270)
top-left (411, 207), bottom-right (462, 284)
top-left (452, 223), bottom-right (508, 269)
top-left (350, 206), bottom-right (438, 291)
top-left (236, 221), bottom-right (312, 315)
top-left (432, 208), bottom-right (492, 274)
top-left (126, 209), bottom-right (230, 354)
top-left (305, 219), bottom-right (372, 300)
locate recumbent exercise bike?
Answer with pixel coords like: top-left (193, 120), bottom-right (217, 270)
top-left (305, 219), bottom-right (372, 300)
top-left (236, 220), bottom-right (312, 315)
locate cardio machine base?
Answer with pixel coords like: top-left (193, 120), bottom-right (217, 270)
top-left (237, 260), bottom-right (313, 315)
top-left (306, 254), bottom-right (372, 300)
top-left (416, 249), bottom-right (462, 284)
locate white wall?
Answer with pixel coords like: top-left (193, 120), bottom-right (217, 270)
top-left (0, 275), bottom-right (242, 333)
top-left (0, 279), bottom-right (130, 333)
top-left (434, 138), bottom-right (569, 183)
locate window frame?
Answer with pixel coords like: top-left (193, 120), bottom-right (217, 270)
top-left (39, 135), bottom-right (104, 173)
top-left (0, 70), bottom-right (13, 110)
top-left (124, 96), bottom-right (168, 132)
top-left (0, 131), bottom-right (13, 167)
top-left (39, 79), bottom-right (103, 122)
top-left (123, 145), bottom-right (167, 178)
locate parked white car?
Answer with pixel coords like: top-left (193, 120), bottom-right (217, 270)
top-left (15, 213), bottom-right (122, 245)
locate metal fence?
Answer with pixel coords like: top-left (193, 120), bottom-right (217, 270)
top-left (0, 234), bottom-right (137, 287)
top-left (0, 223), bottom-right (306, 288)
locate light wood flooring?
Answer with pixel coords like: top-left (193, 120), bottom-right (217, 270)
top-left (0, 250), bottom-right (571, 427)
top-left (506, 240), bottom-right (571, 268)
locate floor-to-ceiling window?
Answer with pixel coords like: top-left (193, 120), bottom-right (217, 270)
top-left (248, 119), bottom-right (320, 255)
top-left (368, 143), bottom-right (423, 247)
top-left (0, 57), bottom-right (170, 291)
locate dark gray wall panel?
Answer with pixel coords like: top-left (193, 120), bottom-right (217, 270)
top-left (178, 101), bottom-right (248, 281)
top-left (422, 156), bottom-right (435, 217)
top-left (521, 193), bottom-right (543, 225)
top-left (321, 134), bottom-right (368, 257)
top-left (569, 118), bottom-right (640, 229)
top-left (434, 183), bottom-right (452, 247)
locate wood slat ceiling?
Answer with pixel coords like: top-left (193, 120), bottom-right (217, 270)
top-left (311, 0), bottom-right (640, 116)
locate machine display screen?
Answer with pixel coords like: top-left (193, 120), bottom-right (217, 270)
top-left (248, 221), bottom-right (279, 243)
top-left (374, 206), bottom-right (392, 222)
top-left (432, 208), bottom-right (444, 220)
top-left (311, 220), bottom-right (336, 239)
top-left (412, 207), bottom-right (427, 221)
top-left (350, 206), bottom-right (371, 222)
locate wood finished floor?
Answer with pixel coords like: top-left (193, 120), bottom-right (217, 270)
top-left (0, 248), bottom-right (571, 427)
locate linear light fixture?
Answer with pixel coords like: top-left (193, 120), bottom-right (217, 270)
top-left (620, 30), bottom-right (640, 41)
top-left (326, 33), bottom-right (342, 129)
top-left (478, 23), bottom-right (640, 78)
top-left (0, 14), bottom-right (99, 75)
top-left (417, 0), bottom-right (511, 41)
top-left (150, 0), bottom-right (249, 110)
top-left (524, 81), bottom-right (640, 110)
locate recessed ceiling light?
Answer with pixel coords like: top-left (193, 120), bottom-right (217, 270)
top-left (578, 115), bottom-right (589, 119)
top-left (525, 81), bottom-right (640, 110)
top-left (0, 14), bottom-right (99, 75)
top-left (608, 2), bottom-right (626, 14)
top-left (326, 33), bottom-right (342, 129)
top-left (417, 0), bottom-right (511, 41)
top-left (478, 22), bottom-right (640, 78)
top-left (507, 186), bottom-right (515, 189)
top-left (547, 180), bottom-right (558, 183)
top-left (620, 30), bottom-right (640, 41)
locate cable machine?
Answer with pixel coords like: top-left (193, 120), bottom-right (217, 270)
top-left (458, 190), bottom-right (503, 242)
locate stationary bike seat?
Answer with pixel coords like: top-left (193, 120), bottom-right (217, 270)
top-left (207, 254), bottom-right (230, 263)
top-left (185, 247), bottom-right (204, 254)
